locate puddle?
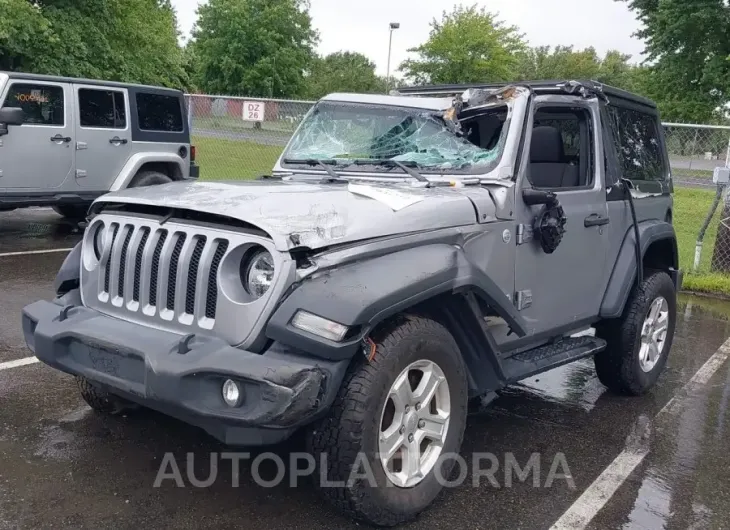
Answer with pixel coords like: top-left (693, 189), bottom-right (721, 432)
top-left (679, 293), bottom-right (730, 322)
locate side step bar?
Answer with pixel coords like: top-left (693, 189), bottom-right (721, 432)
top-left (503, 336), bottom-right (607, 383)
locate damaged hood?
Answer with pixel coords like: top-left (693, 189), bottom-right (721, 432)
top-left (93, 179), bottom-right (493, 251)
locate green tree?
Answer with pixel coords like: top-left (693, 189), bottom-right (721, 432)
top-left (191, 0), bottom-right (318, 98)
top-left (399, 4), bottom-right (526, 85)
top-left (515, 46), bottom-right (637, 89)
top-left (619, 0), bottom-right (730, 123)
top-left (304, 52), bottom-right (387, 99)
top-left (0, 0), bottom-right (188, 88)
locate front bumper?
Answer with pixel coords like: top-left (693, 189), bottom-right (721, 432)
top-left (22, 298), bottom-right (347, 446)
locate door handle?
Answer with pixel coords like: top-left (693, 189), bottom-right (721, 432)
top-left (50, 134), bottom-right (71, 143)
top-left (584, 214), bottom-right (610, 227)
top-left (109, 136), bottom-right (128, 145)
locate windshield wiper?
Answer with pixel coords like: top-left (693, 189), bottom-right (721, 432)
top-left (352, 159), bottom-right (430, 185)
top-left (282, 158), bottom-right (344, 183)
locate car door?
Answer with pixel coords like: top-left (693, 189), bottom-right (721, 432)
top-left (73, 84), bottom-right (131, 191)
top-left (513, 99), bottom-right (608, 338)
top-left (0, 80), bottom-right (74, 190)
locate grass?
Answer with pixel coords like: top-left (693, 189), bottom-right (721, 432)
top-left (193, 136), bottom-right (283, 180)
top-left (191, 136), bottom-right (730, 295)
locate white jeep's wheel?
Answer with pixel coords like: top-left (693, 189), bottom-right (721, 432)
top-left (307, 315), bottom-right (468, 527)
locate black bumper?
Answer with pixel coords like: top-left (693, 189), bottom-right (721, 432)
top-left (22, 299), bottom-right (347, 446)
top-left (189, 162), bottom-right (200, 179)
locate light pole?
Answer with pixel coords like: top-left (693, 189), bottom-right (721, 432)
top-left (386, 22), bottom-right (400, 93)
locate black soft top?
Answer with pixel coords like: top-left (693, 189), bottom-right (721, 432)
top-left (396, 80), bottom-right (656, 110)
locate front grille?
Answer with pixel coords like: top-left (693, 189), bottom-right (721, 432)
top-left (98, 222), bottom-right (230, 324)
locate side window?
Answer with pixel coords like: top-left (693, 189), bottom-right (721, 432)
top-left (136, 92), bottom-right (183, 132)
top-left (79, 88), bottom-right (126, 129)
top-left (528, 107), bottom-right (594, 189)
top-left (2, 83), bottom-right (64, 126)
top-left (606, 106), bottom-right (665, 182)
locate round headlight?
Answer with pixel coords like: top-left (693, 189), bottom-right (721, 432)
top-left (241, 248), bottom-right (274, 298)
top-left (92, 223), bottom-right (105, 259)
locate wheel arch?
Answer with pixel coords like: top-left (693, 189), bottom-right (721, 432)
top-left (600, 220), bottom-right (680, 319)
top-left (109, 152), bottom-right (186, 191)
top-left (266, 244), bottom-right (523, 395)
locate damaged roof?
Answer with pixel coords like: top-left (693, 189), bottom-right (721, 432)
top-left (321, 92), bottom-right (454, 111)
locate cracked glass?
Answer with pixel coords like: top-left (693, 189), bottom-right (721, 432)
top-left (282, 101), bottom-right (510, 175)
top-left (606, 106), bottom-right (667, 183)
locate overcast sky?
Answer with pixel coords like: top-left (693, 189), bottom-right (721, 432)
top-left (171, 0), bottom-right (645, 76)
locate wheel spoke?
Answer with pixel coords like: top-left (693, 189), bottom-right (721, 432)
top-left (648, 299), bottom-right (662, 323)
top-left (413, 369), bottom-right (442, 408)
top-left (389, 372), bottom-right (413, 412)
top-left (402, 440), bottom-right (422, 482)
top-left (418, 413), bottom-right (448, 444)
top-left (379, 427), bottom-right (405, 461)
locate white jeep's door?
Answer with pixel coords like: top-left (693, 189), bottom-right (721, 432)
top-left (0, 81), bottom-right (74, 189)
top-left (73, 85), bottom-right (131, 191)
top-left (513, 100), bottom-right (609, 338)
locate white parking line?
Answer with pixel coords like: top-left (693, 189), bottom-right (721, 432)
top-left (550, 337), bottom-right (730, 530)
top-left (0, 248), bottom-right (73, 258)
top-left (0, 356), bottom-right (39, 371)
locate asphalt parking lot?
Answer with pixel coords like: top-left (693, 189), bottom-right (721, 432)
top-left (2, 208), bottom-right (730, 529)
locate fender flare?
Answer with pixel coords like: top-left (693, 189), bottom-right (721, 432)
top-left (266, 244), bottom-right (527, 362)
top-left (600, 220), bottom-right (678, 319)
top-left (109, 152), bottom-right (186, 191)
top-left (53, 242), bottom-right (82, 296)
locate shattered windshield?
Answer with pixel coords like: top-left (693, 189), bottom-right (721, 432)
top-left (282, 101), bottom-right (510, 175)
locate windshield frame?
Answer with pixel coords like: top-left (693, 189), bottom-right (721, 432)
top-left (276, 98), bottom-right (519, 179)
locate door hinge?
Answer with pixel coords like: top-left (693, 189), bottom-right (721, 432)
top-left (0, 170), bottom-right (3, 178)
top-left (0, 139), bottom-right (3, 147)
top-left (76, 141), bottom-right (87, 150)
top-left (515, 290), bottom-right (533, 311)
top-left (76, 169), bottom-right (87, 178)
top-left (516, 224), bottom-right (534, 245)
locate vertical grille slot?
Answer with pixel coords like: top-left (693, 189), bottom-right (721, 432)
top-left (186, 237), bottom-right (207, 315)
top-left (149, 230), bottom-right (168, 307)
top-left (205, 240), bottom-right (229, 319)
top-left (103, 224), bottom-right (119, 294)
top-left (166, 233), bottom-right (187, 310)
top-left (132, 227), bottom-right (150, 302)
top-left (117, 226), bottom-right (134, 298)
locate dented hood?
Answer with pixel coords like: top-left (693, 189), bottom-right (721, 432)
top-left (93, 180), bottom-right (491, 251)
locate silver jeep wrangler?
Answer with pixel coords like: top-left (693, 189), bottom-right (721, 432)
top-left (0, 71), bottom-right (199, 218)
top-left (23, 81), bottom-right (681, 526)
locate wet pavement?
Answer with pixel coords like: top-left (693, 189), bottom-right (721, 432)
top-left (2, 208), bottom-right (730, 529)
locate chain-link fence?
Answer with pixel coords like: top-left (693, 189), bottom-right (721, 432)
top-left (664, 123), bottom-right (730, 189)
top-left (186, 94), bottom-right (315, 180)
top-left (186, 94), bottom-right (730, 187)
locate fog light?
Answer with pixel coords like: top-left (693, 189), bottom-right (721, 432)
top-left (222, 379), bottom-right (242, 407)
top-left (291, 310), bottom-right (348, 342)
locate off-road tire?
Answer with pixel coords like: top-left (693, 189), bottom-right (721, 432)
top-left (76, 376), bottom-right (132, 415)
top-left (53, 204), bottom-right (89, 220)
top-left (306, 315), bottom-right (468, 527)
top-left (129, 170), bottom-right (172, 188)
top-left (595, 271), bottom-right (676, 395)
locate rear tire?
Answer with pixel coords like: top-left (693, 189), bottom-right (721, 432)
top-left (129, 170), bottom-right (172, 188)
top-left (76, 376), bottom-right (136, 415)
top-left (307, 315), bottom-right (468, 527)
top-left (53, 204), bottom-right (89, 220)
top-left (595, 271), bottom-right (676, 395)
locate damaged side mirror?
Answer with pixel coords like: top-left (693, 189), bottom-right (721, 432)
top-left (522, 188), bottom-right (558, 206)
top-left (522, 189), bottom-right (566, 255)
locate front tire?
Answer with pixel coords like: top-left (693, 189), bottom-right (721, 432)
top-left (595, 271), bottom-right (677, 395)
top-left (307, 316), bottom-right (468, 527)
top-left (129, 170), bottom-right (172, 188)
top-left (76, 377), bottom-right (136, 415)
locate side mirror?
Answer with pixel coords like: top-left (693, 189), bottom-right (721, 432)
top-left (522, 188), bottom-right (558, 206)
top-left (0, 107), bottom-right (25, 126)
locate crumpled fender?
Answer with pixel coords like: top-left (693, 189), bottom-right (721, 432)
top-left (53, 242), bottom-right (81, 296)
top-left (266, 243), bottom-right (527, 361)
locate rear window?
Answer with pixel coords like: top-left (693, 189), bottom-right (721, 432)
top-left (136, 92), bottom-right (183, 132)
top-left (606, 106), bottom-right (666, 182)
top-left (3, 83), bottom-right (64, 126)
top-left (79, 88), bottom-right (126, 128)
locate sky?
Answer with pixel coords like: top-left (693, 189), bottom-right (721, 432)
top-left (171, 0), bottom-right (645, 77)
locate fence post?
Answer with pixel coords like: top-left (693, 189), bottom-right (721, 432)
top-left (695, 183), bottom-right (725, 271)
top-left (186, 94), bottom-right (193, 132)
